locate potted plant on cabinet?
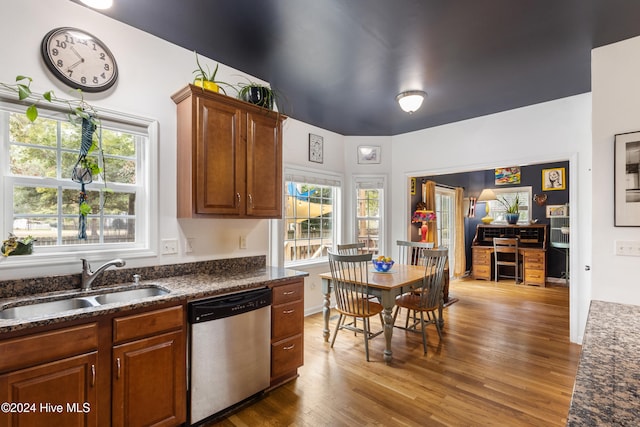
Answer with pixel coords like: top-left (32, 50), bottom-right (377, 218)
top-left (193, 51), bottom-right (229, 94)
top-left (498, 195), bottom-right (520, 224)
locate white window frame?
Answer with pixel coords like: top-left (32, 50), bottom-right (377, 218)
top-left (0, 90), bottom-right (158, 269)
top-left (352, 175), bottom-right (386, 256)
top-left (272, 167), bottom-right (342, 268)
top-left (488, 186), bottom-right (533, 224)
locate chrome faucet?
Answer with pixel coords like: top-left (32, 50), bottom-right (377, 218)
top-left (81, 258), bottom-right (126, 291)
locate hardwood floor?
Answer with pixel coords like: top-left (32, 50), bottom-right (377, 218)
top-left (210, 278), bottom-right (581, 426)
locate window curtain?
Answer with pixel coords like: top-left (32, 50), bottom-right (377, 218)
top-left (454, 187), bottom-right (466, 278)
top-left (422, 180), bottom-right (438, 247)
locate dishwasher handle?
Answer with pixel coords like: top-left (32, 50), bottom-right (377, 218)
top-left (189, 287), bottom-right (272, 323)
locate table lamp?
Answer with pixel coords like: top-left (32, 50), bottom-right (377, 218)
top-left (477, 188), bottom-right (497, 224)
top-left (411, 208), bottom-right (436, 242)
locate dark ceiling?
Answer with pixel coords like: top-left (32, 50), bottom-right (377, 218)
top-left (79, 0), bottom-right (640, 136)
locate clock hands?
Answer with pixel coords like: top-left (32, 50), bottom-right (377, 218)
top-left (67, 45), bottom-right (85, 71)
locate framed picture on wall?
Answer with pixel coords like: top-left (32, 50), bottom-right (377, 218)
top-left (614, 131), bottom-right (640, 226)
top-left (495, 167), bottom-right (521, 185)
top-left (542, 167), bottom-right (566, 191)
top-left (309, 133), bottom-right (323, 163)
top-left (546, 204), bottom-right (568, 217)
top-left (357, 146), bottom-right (381, 164)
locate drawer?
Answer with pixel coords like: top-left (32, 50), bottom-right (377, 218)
top-left (272, 281), bottom-right (303, 305)
top-left (473, 265), bottom-right (491, 279)
top-left (525, 261), bottom-right (544, 270)
top-left (272, 300), bottom-right (303, 342)
top-left (0, 323), bottom-right (98, 372)
top-left (524, 252), bottom-right (545, 263)
top-left (271, 334), bottom-right (303, 379)
top-left (524, 271), bottom-right (545, 286)
top-left (113, 305), bottom-right (183, 343)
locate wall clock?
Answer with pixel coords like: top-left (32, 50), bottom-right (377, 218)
top-left (41, 27), bottom-right (118, 92)
top-left (309, 133), bottom-right (323, 164)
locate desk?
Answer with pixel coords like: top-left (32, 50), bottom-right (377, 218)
top-left (319, 264), bottom-right (439, 363)
top-left (472, 246), bottom-right (546, 286)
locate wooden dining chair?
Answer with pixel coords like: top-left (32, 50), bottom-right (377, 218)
top-left (392, 248), bottom-right (448, 354)
top-left (397, 240), bottom-right (434, 266)
top-left (327, 251), bottom-right (384, 361)
top-left (493, 237), bottom-right (521, 283)
top-left (337, 242), bottom-right (366, 255)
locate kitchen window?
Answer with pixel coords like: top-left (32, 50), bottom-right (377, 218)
top-left (0, 97), bottom-right (157, 260)
top-left (283, 169), bottom-right (341, 266)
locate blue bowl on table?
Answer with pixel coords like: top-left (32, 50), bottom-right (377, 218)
top-left (372, 259), bottom-right (394, 272)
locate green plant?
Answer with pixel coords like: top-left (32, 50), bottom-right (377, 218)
top-left (192, 51), bottom-right (229, 94)
top-left (498, 195), bottom-right (519, 213)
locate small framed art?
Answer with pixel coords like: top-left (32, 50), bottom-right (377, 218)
top-left (546, 204), bottom-right (568, 217)
top-left (495, 167), bottom-right (521, 185)
top-left (309, 133), bottom-right (323, 163)
top-left (357, 146), bottom-right (381, 164)
top-left (542, 167), bottom-right (566, 191)
top-left (614, 131), bottom-right (640, 226)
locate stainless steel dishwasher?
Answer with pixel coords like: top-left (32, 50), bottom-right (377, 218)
top-left (188, 287), bottom-right (272, 425)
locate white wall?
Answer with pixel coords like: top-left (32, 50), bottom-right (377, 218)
top-left (389, 95), bottom-right (593, 343)
top-left (592, 36), bottom-right (640, 304)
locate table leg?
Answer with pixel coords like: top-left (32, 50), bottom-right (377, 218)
top-left (380, 291), bottom-right (396, 363)
top-left (322, 278), bottom-right (331, 342)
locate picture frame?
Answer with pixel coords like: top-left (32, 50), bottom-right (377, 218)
top-left (357, 145), bottom-right (381, 164)
top-left (410, 177), bottom-right (416, 195)
top-left (309, 133), bottom-right (323, 164)
top-left (494, 167), bottom-right (521, 185)
top-left (542, 167), bottom-right (566, 191)
top-left (614, 131), bottom-right (640, 226)
top-left (546, 204), bottom-right (568, 218)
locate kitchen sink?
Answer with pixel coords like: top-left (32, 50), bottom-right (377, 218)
top-left (93, 287), bottom-right (169, 305)
top-left (0, 298), bottom-right (96, 320)
top-left (0, 285), bottom-right (171, 320)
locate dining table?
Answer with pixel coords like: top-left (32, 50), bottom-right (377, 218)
top-left (318, 263), bottom-right (443, 363)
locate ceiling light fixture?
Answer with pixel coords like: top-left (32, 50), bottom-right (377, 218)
top-left (396, 90), bottom-right (427, 113)
top-left (79, 0), bottom-right (113, 9)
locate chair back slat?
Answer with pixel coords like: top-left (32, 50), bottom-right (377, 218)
top-left (337, 242), bottom-right (366, 255)
top-left (416, 248), bottom-right (449, 309)
top-left (397, 240), bottom-right (435, 266)
top-left (328, 252), bottom-right (373, 316)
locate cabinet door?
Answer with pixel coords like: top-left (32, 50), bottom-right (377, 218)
top-left (112, 331), bottom-right (186, 427)
top-left (196, 96), bottom-right (245, 215)
top-left (0, 352), bottom-right (98, 427)
top-left (246, 111), bottom-right (283, 217)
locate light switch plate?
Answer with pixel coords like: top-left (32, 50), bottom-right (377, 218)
top-left (615, 240), bottom-right (640, 257)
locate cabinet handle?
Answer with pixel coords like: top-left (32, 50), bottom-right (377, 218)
top-left (248, 193), bottom-right (254, 208)
top-left (283, 344), bottom-right (295, 351)
top-left (116, 357), bottom-right (121, 379)
top-left (236, 193), bottom-right (241, 207)
top-left (91, 364), bottom-right (96, 387)
top-left (283, 290), bottom-right (296, 295)
top-left (283, 309), bottom-right (295, 314)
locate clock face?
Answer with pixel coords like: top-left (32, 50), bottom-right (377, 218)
top-left (41, 27), bottom-right (118, 92)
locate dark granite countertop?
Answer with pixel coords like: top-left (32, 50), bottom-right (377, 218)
top-left (0, 265), bottom-right (307, 334)
top-left (566, 300), bottom-right (640, 426)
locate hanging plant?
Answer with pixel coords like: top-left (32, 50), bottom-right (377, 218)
top-left (1, 75), bottom-right (108, 240)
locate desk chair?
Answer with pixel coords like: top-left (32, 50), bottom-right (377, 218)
top-left (328, 251), bottom-right (384, 361)
top-left (392, 248), bottom-right (448, 354)
top-left (493, 238), bottom-right (521, 283)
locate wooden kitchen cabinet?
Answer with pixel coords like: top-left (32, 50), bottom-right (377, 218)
top-left (0, 323), bottom-right (99, 427)
top-left (111, 306), bottom-right (186, 427)
top-left (269, 279), bottom-right (304, 388)
top-left (172, 84), bottom-right (286, 218)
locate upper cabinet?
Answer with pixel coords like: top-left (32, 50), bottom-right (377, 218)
top-left (172, 85), bottom-right (286, 218)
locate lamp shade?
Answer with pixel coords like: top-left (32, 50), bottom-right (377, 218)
top-left (411, 209), bottom-right (436, 223)
top-left (477, 188), bottom-right (497, 201)
top-left (396, 90), bottom-right (427, 113)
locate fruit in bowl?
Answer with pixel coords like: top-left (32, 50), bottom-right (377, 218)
top-left (372, 256), bottom-right (394, 272)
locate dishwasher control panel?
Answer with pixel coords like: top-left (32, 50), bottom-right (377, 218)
top-left (188, 288), bottom-right (272, 323)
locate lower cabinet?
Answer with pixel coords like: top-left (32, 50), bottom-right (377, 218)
top-left (269, 279), bottom-right (304, 387)
top-left (0, 304), bottom-right (186, 427)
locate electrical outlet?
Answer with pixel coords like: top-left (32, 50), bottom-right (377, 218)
top-left (615, 240), bottom-right (640, 256)
top-left (185, 238), bottom-right (194, 254)
top-left (161, 238), bottom-right (178, 255)
top-left (239, 235), bottom-right (247, 249)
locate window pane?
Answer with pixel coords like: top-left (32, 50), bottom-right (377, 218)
top-left (104, 157), bottom-right (136, 184)
top-left (14, 186), bottom-right (58, 214)
top-left (10, 114), bottom-right (57, 147)
top-left (104, 192), bottom-right (136, 215)
top-left (10, 145), bottom-right (57, 177)
top-left (61, 121), bottom-right (82, 149)
top-left (11, 217), bottom-right (57, 246)
top-left (102, 129), bottom-right (135, 156)
top-left (105, 218), bottom-right (135, 243)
